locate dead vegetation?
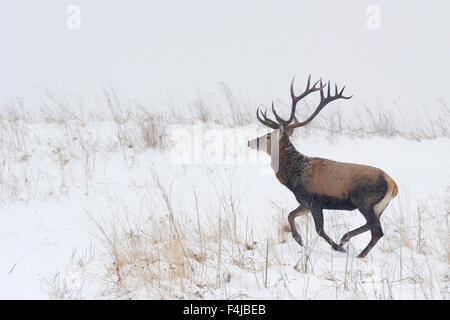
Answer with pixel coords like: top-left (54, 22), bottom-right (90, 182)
top-left (1, 86), bottom-right (448, 299)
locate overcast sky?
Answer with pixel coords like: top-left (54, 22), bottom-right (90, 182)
top-left (1, 1), bottom-right (449, 111)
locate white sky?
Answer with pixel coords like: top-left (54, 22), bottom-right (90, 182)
top-left (1, 0), bottom-right (449, 111)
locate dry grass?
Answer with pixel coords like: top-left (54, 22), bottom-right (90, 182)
top-left (1, 85), bottom-right (448, 299)
top-left (2, 84), bottom-right (449, 140)
top-left (53, 165), bottom-right (447, 300)
top-left (68, 171), bottom-right (276, 299)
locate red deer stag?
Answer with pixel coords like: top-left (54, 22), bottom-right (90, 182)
top-left (248, 75), bottom-right (398, 258)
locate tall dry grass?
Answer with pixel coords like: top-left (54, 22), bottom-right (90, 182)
top-left (1, 84), bottom-right (448, 299)
top-left (1, 84), bottom-right (449, 142)
top-left (75, 171), bottom-right (279, 299)
top-left (45, 164), bottom-right (449, 300)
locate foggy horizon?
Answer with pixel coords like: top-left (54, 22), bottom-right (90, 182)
top-left (1, 1), bottom-right (449, 112)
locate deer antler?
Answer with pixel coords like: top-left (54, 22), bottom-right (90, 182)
top-left (270, 75), bottom-right (325, 126)
top-left (255, 75), bottom-right (351, 130)
top-left (285, 78), bottom-right (352, 130)
top-left (256, 106), bottom-right (280, 129)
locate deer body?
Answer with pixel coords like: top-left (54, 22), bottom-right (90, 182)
top-left (276, 135), bottom-right (396, 212)
top-left (249, 75), bottom-right (398, 258)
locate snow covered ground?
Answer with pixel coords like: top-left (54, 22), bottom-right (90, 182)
top-left (0, 118), bottom-right (448, 299)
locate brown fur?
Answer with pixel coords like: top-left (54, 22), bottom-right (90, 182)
top-left (303, 158), bottom-right (385, 200)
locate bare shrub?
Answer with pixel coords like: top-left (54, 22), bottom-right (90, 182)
top-left (138, 113), bottom-right (166, 149)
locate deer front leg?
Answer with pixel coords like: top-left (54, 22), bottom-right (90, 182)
top-left (288, 206), bottom-right (310, 247)
top-left (311, 208), bottom-right (344, 252)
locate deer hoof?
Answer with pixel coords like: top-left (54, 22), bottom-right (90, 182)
top-left (337, 242), bottom-right (347, 252)
top-left (292, 233), bottom-right (303, 247)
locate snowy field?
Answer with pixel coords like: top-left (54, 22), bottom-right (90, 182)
top-left (0, 99), bottom-right (448, 299)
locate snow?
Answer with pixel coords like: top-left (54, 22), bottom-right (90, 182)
top-left (0, 120), bottom-right (448, 299)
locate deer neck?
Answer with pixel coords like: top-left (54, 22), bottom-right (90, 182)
top-left (272, 135), bottom-right (306, 186)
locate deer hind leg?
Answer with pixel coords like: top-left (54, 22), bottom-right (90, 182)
top-left (347, 183), bottom-right (394, 257)
top-left (356, 177), bottom-right (397, 257)
top-left (339, 224), bottom-right (371, 250)
top-left (350, 205), bottom-right (384, 258)
top-left (340, 198), bottom-right (390, 251)
top-left (311, 208), bottom-right (344, 252)
top-left (358, 219), bottom-right (383, 258)
top-left (288, 206), bottom-right (310, 247)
